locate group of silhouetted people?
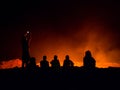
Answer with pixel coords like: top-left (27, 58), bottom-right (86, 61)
top-left (22, 50), bottom-right (96, 70)
top-left (21, 31), bottom-right (96, 70)
top-left (40, 55), bottom-right (74, 71)
top-left (39, 50), bottom-right (96, 70)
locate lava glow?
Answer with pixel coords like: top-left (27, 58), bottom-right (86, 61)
top-left (0, 59), bottom-right (22, 69)
top-left (31, 19), bottom-right (120, 68)
top-left (1, 18), bottom-right (120, 69)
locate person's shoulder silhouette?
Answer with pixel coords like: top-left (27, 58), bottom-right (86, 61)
top-left (63, 55), bottom-right (74, 68)
top-left (83, 50), bottom-right (96, 69)
top-left (40, 56), bottom-right (49, 69)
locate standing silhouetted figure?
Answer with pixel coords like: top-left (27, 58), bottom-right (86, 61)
top-left (21, 31), bottom-right (31, 68)
top-left (63, 55), bottom-right (74, 69)
top-left (40, 56), bottom-right (49, 69)
top-left (50, 55), bottom-right (60, 71)
top-left (83, 50), bottom-right (96, 69)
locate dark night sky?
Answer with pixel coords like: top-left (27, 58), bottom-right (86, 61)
top-left (0, 0), bottom-right (120, 67)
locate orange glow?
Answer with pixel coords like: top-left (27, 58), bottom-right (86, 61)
top-left (0, 59), bottom-right (22, 69)
top-left (31, 18), bottom-right (120, 68)
top-left (33, 40), bottom-right (120, 68)
top-left (1, 18), bottom-right (120, 69)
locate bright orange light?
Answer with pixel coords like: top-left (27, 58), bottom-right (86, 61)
top-left (31, 18), bottom-right (120, 68)
top-left (2, 18), bottom-right (119, 69)
top-left (0, 59), bottom-right (22, 69)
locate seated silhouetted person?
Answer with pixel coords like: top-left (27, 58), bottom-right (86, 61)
top-left (40, 56), bottom-right (49, 70)
top-left (63, 55), bottom-right (74, 69)
top-left (50, 55), bottom-right (60, 72)
top-left (28, 57), bottom-right (36, 70)
top-left (83, 50), bottom-right (96, 69)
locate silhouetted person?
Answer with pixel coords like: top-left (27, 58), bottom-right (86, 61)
top-left (63, 55), bottom-right (74, 69)
top-left (83, 50), bottom-right (96, 69)
top-left (21, 31), bottom-right (31, 68)
top-left (28, 57), bottom-right (36, 70)
top-left (40, 56), bottom-right (49, 69)
top-left (50, 55), bottom-right (60, 71)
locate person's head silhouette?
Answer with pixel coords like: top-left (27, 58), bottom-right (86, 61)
top-left (43, 56), bottom-right (47, 61)
top-left (54, 55), bottom-right (57, 60)
top-left (65, 55), bottom-right (69, 60)
top-left (85, 50), bottom-right (92, 57)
